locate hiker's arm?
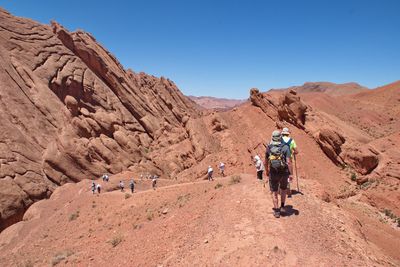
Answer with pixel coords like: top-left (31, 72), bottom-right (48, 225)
top-left (293, 140), bottom-right (299, 155)
top-left (265, 147), bottom-right (270, 175)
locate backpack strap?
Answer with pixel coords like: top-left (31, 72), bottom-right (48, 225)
top-left (282, 138), bottom-right (292, 146)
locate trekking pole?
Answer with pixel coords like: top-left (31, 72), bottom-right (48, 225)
top-left (294, 154), bottom-right (300, 193)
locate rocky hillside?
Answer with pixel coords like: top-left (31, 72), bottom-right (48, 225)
top-left (0, 8), bottom-right (215, 231)
top-left (270, 82), bottom-right (368, 96)
top-left (188, 95), bottom-right (245, 110)
top-left (0, 8), bottom-right (399, 266)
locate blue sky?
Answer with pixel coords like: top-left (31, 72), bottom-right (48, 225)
top-left (1, 0), bottom-right (399, 99)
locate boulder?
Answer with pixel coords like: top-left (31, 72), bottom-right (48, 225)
top-left (315, 128), bottom-right (346, 164)
top-left (277, 90), bottom-right (308, 129)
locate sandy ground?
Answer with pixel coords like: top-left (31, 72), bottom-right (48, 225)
top-left (1, 172), bottom-right (399, 267)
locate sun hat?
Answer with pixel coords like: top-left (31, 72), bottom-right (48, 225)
top-left (270, 130), bottom-right (282, 145)
top-left (282, 127), bottom-right (290, 135)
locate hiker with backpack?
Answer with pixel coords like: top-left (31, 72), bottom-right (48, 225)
top-left (96, 183), bottom-right (101, 194)
top-left (265, 130), bottom-right (294, 218)
top-left (91, 181), bottom-right (96, 194)
top-left (207, 166), bottom-right (214, 181)
top-left (152, 175), bottom-right (157, 190)
top-left (129, 179), bottom-right (135, 193)
top-left (281, 127), bottom-right (299, 197)
top-left (219, 162), bottom-right (225, 177)
top-left (254, 155), bottom-right (265, 182)
top-left (102, 174), bottom-right (109, 182)
top-left (119, 180), bottom-right (124, 192)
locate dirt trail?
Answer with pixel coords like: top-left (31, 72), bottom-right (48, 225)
top-left (1, 173), bottom-right (397, 266)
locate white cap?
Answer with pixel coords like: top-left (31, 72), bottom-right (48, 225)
top-left (282, 127), bottom-right (290, 135)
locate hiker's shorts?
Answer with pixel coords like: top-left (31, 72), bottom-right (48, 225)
top-left (257, 170), bottom-right (263, 180)
top-left (269, 172), bottom-right (289, 192)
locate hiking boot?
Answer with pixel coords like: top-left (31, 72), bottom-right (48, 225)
top-left (280, 206), bottom-right (286, 216)
top-left (273, 209), bottom-right (280, 218)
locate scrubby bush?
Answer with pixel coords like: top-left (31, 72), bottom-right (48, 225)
top-left (109, 235), bottom-right (123, 247)
top-left (146, 210), bottom-right (154, 221)
top-left (51, 251), bottom-right (74, 266)
top-left (350, 173), bottom-right (357, 181)
top-left (214, 183), bottom-right (223, 189)
top-left (229, 175), bottom-right (242, 185)
top-left (69, 211), bottom-right (79, 221)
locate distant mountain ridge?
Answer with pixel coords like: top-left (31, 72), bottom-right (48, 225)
top-left (270, 82), bottom-right (369, 96)
top-left (188, 95), bottom-right (246, 110)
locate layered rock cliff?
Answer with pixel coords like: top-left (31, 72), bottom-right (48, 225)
top-left (0, 8), bottom-right (211, 230)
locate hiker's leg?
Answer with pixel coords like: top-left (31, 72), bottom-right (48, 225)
top-left (270, 191), bottom-right (279, 209)
top-left (280, 175), bottom-right (289, 207)
top-left (269, 174), bottom-right (279, 209)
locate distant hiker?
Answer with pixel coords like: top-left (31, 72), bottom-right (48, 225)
top-left (119, 180), bottom-right (124, 192)
top-left (254, 155), bottom-right (265, 182)
top-left (91, 181), bottom-right (96, 194)
top-left (129, 179), bottom-right (135, 193)
top-left (207, 166), bottom-right (214, 181)
top-left (281, 127), bottom-right (298, 198)
top-left (265, 130), bottom-right (293, 218)
top-left (152, 175), bottom-right (157, 190)
top-left (219, 162), bottom-right (225, 176)
top-left (96, 183), bottom-right (101, 194)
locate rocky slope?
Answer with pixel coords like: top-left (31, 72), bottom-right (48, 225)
top-left (270, 81), bottom-right (368, 96)
top-left (0, 8), bottom-right (215, 231)
top-left (188, 95), bottom-right (245, 110)
top-left (1, 173), bottom-right (398, 266)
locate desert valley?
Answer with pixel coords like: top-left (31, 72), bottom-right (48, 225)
top-left (0, 7), bottom-right (399, 267)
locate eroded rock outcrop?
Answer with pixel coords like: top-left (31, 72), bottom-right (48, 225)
top-left (249, 88), bottom-right (278, 120)
top-left (249, 87), bottom-right (379, 177)
top-left (315, 128), bottom-right (346, 165)
top-left (0, 8), bottom-right (209, 230)
top-left (277, 89), bottom-right (307, 129)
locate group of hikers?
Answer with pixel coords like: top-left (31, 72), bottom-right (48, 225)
top-left (91, 127), bottom-right (297, 219)
top-left (254, 127), bottom-right (298, 218)
top-left (91, 173), bottom-right (159, 195)
top-left (207, 162), bottom-right (225, 181)
top-left (205, 127), bottom-right (297, 218)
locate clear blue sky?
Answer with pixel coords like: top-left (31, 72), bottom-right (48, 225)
top-left (1, 0), bottom-right (399, 99)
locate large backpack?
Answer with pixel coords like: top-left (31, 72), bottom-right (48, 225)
top-left (268, 142), bottom-right (288, 172)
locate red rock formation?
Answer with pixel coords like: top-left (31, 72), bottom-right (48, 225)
top-left (277, 90), bottom-right (308, 129)
top-left (0, 8), bottom-right (210, 230)
top-left (315, 128), bottom-right (346, 165)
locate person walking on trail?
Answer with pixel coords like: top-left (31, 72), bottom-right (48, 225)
top-left (254, 155), bottom-right (265, 182)
top-left (96, 183), bottom-right (101, 194)
top-left (119, 181), bottom-right (124, 192)
top-left (152, 175), bottom-right (157, 190)
top-left (207, 166), bottom-right (214, 181)
top-left (281, 127), bottom-right (298, 198)
top-left (219, 162), bottom-right (225, 177)
top-left (265, 130), bottom-right (294, 218)
top-left (91, 181), bottom-right (96, 194)
top-left (129, 179), bottom-right (135, 193)
top-left (102, 174), bottom-right (109, 182)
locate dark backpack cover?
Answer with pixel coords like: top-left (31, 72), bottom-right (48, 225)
top-left (268, 142), bottom-right (288, 172)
